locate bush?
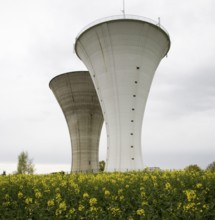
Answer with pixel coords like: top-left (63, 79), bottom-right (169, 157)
top-left (184, 164), bottom-right (202, 172)
top-left (99, 160), bottom-right (105, 172)
top-left (206, 161), bottom-right (215, 171)
top-left (0, 170), bottom-right (215, 219)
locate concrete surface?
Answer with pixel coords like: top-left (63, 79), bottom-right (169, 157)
top-left (75, 16), bottom-right (170, 171)
top-left (49, 71), bottom-right (104, 172)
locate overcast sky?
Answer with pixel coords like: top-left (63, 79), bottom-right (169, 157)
top-left (0, 0), bottom-right (214, 174)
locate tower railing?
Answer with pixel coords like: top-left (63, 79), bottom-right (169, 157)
top-left (75, 14), bottom-right (169, 40)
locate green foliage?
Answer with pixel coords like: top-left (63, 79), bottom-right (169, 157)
top-left (0, 170), bottom-right (215, 219)
top-left (184, 164), bottom-right (202, 172)
top-left (206, 161), bottom-right (215, 171)
top-left (17, 151), bottom-right (35, 174)
top-left (99, 160), bottom-right (105, 172)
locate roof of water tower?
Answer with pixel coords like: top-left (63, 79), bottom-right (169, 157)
top-left (74, 14), bottom-right (171, 57)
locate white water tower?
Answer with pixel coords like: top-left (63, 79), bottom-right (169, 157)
top-left (75, 16), bottom-right (170, 171)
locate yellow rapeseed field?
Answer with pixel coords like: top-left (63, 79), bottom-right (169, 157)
top-left (0, 170), bottom-right (214, 219)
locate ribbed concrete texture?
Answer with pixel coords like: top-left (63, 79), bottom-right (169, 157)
top-left (49, 71), bottom-right (104, 173)
top-left (75, 16), bottom-right (170, 172)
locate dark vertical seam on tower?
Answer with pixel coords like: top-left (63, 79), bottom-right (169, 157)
top-left (105, 22), bottom-right (122, 170)
top-left (95, 26), bottom-right (111, 169)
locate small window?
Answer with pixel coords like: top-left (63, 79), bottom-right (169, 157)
top-left (132, 108), bottom-right (135, 111)
top-left (130, 133), bottom-right (133, 135)
top-left (136, 67), bottom-right (140, 69)
top-left (133, 95), bottom-right (136, 97)
top-left (131, 120), bottom-right (134, 122)
top-left (135, 81), bottom-right (138, 84)
top-left (131, 146), bottom-right (133, 148)
top-left (132, 158), bottom-right (134, 160)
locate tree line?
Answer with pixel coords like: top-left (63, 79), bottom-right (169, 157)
top-left (1, 152), bottom-right (215, 175)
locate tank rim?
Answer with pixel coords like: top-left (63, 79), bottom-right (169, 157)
top-left (74, 14), bottom-right (170, 58)
top-left (49, 71), bottom-right (89, 88)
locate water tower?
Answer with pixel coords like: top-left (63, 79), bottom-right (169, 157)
top-left (75, 15), bottom-right (170, 171)
top-left (49, 71), bottom-right (104, 172)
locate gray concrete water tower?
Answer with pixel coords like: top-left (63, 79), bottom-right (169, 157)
top-left (49, 71), bottom-right (104, 172)
top-left (75, 15), bottom-right (170, 171)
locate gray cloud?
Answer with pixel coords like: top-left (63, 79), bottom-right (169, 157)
top-left (149, 64), bottom-right (215, 118)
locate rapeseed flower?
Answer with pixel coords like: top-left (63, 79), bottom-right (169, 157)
top-left (18, 191), bottom-right (23, 199)
top-left (69, 208), bottom-right (75, 214)
top-left (47, 199), bottom-right (55, 207)
top-left (78, 204), bottom-right (85, 211)
top-left (104, 190), bottom-right (110, 197)
top-left (196, 183), bottom-right (202, 189)
top-left (89, 197), bottom-right (97, 206)
top-left (136, 208), bottom-right (145, 216)
top-left (109, 207), bottom-right (121, 216)
top-left (59, 201), bottom-right (67, 211)
top-left (35, 191), bottom-right (42, 199)
top-left (25, 197), bottom-right (33, 205)
top-left (184, 189), bottom-right (197, 202)
top-left (83, 192), bottom-right (89, 199)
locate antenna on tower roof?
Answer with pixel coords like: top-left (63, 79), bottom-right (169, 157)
top-left (158, 17), bottom-right (161, 27)
top-left (121, 0), bottom-right (125, 18)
